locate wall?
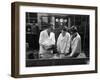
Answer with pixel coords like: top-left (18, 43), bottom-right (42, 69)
top-left (0, 0), bottom-right (100, 80)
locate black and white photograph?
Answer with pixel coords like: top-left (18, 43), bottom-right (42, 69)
top-left (26, 12), bottom-right (90, 67)
top-left (11, 2), bottom-right (97, 78)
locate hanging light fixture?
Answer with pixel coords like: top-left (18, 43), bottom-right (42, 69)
top-left (64, 19), bottom-right (67, 22)
top-left (56, 18), bottom-right (59, 22)
top-left (60, 18), bottom-right (63, 22)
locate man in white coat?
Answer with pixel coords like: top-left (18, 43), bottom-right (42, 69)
top-left (57, 28), bottom-right (70, 55)
top-left (39, 24), bottom-right (55, 58)
top-left (68, 26), bottom-right (81, 57)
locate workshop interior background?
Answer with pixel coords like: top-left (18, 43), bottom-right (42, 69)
top-left (25, 12), bottom-right (89, 67)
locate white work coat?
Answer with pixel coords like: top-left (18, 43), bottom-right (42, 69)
top-left (70, 33), bottom-right (81, 55)
top-left (39, 30), bottom-right (55, 54)
top-left (57, 32), bottom-right (70, 53)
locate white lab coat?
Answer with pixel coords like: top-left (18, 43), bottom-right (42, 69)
top-left (39, 30), bottom-right (55, 55)
top-left (57, 32), bottom-right (70, 53)
top-left (70, 33), bottom-right (81, 55)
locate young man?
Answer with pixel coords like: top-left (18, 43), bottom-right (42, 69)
top-left (69, 26), bottom-right (81, 57)
top-left (57, 28), bottom-right (70, 55)
top-left (39, 24), bottom-right (55, 58)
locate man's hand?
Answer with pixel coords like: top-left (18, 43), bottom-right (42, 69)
top-left (42, 45), bottom-right (52, 50)
top-left (65, 53), bottom-right (73, 58)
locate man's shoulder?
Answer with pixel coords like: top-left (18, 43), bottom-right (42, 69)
top-left (77, 33), bottom-right (81, 39)
top-left (50, 32), bottom-right (55, 35)
top-left (66, 32), bottom-right (70, 36)
top-left (40, 30), bottom-right (47, 34)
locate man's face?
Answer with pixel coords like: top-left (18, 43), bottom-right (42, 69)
top-left (70, 29), bottom-right (76, 35)
top-left (49, 26), bottom-right (54, 31)
top-left (48, 27), bottom-right (52, 33)
top-left (70, 31), bottom-right (74, 35)
top-left (61, 30), bottom-right (66, 36)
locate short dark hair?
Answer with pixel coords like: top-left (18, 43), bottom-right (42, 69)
top-left (62, 28), bottom-right (67, 31)
top-left (70, 26), bottom-right (77, 33)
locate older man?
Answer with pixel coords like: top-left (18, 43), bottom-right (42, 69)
top-left (39, 24), bottom-right (55, 58)
top-left (68, 26), bottom-right (81, 57)
top-left (57, 28), bottom-right (70, 54)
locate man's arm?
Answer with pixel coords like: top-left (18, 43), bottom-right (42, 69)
top-left (64, 33), bottom-right (71, 53)
top-left (39, 31), bottom-right (44, 46)
top-left (70, 37), bottom-right (80, 57)
top-left (57, 34), bottom-right (61, 53)
top-left (50, 32), bottom-right (56, 45)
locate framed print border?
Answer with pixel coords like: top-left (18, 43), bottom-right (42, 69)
top-left (11, 2), bottom-right (98, 78)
